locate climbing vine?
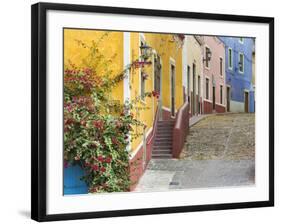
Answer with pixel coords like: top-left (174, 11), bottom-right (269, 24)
top-left (63, 33), bottom-right (156, 193)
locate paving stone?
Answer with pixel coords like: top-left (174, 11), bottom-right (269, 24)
top-left (134, 113), bottom-right (255, 192)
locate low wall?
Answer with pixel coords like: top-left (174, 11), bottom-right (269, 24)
top-left (203, 100), bottom-right (213, 114)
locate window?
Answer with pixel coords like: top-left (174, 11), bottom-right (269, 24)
top-left (205, 47), bottom-right (210, 68)
top-left (206, 78), bottom-right (209, 100)
top-left (219, 57), bottom-right (223, 76)
top-left (239, 37), bottom-right (244, 43)
top-left (228, 48), bottom-right (233, 69)
top-left (238, 53), bottom-right (244, 73)
top-left (220, 85), bottom-right (223, 104)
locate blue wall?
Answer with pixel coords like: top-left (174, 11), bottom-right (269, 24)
top-left (219, 37), bottom-right (255, 112)
top-left (64, 163), bottom-right (88, 195)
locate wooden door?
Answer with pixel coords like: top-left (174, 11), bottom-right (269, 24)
top-left (245, 92), bottom-right (249, 113)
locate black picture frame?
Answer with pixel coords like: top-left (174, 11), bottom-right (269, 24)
top-left (31, 2), bottom-right (274, 222)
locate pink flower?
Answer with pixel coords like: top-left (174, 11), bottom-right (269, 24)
top-left (104, 157), bottom-right (112, 163)
top-left (92, 165), bottom-right (99, 171)
top-left (97, 155), bottom-right (104, 162)
top-left (100, 167), bottom-right (106, 173)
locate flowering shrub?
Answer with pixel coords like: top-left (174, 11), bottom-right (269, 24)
top-left (63, 35), bottom-right (153, 193)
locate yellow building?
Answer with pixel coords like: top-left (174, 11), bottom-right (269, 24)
top-left (185, 35), bottom-right (204, 116)
top-left (64, 29), bottom-right (187, 189)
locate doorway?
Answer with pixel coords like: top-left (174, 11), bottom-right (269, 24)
top-left (212, 86), bottom-right (216, 110)
top-left (170, 64), bottom-right (175, 117)
top-left (198, 75), bottom-right (201, 114)
top-left (244, 91), bottom-right (249, 113)
top-left (227, 86), bottom-right (230, 112)
top-left (192, 63), bottom-right (196, 115)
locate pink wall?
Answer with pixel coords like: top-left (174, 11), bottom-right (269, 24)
top-left (202, 36), bottom-right (226, 110)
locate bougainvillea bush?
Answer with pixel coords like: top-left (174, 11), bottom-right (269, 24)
top-left (63, 35), bottom-right (152, 193)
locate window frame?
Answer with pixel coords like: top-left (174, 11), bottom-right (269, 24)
top-left (238, 52), bottom-right (245, 74)
top-left (228, 47), bottom-right (233, 70)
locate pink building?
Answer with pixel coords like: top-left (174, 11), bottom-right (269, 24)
top-left (201, 36), bottom-right (226, 113)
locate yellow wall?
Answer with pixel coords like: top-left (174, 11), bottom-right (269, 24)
top-left (130, 33), bottom-right (184, 151)
top-left (64, 29), bottom-right (124, 103)
top-left (186, 35), bottom-right (203, 96)
top-left (64, 29), bottom-right (184, 154)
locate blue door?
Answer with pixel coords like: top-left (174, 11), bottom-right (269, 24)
top-left (64, 163), bottom-right (88, 195)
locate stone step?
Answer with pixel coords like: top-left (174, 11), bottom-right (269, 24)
top-left (152, 149), bottom-right (172, 154)
top-left (153, 144), bottom-right (172, 149)
top-left (153, 146), bottom-right (172, 151)
top-left (157, 121), bottom-right (175, 125)
top-left (152, 154), bottom-right (172, 159)
top-left (156, 133), bottom-right (173, 138)
top-left (155, 135), bottom-right (173, 142)
top-left (157, 130), bottom-right (173, 135)
top-left (153, 141), bottom-right (172, 146)
top-left (157, 124), bottom-right (174, 127)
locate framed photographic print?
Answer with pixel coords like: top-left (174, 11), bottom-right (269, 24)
top-left (31, 2), bottom-right (274, 222)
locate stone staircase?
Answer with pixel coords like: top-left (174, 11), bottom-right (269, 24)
top-left (152, 120), bottom-right (175, 159)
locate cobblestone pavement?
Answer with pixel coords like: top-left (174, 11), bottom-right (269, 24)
top-left (135, 113), bottom-right (255, 192)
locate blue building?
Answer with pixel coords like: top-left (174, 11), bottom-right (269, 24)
top-left (219, 37), bottom-right (255, 113)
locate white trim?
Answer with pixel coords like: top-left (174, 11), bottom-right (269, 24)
top-left (123, 32), bottom-right (131, 103)
top-left (139, 33), bottom-right (146, 104)
top-left (129, 127), bottom-right (153, 160)
top-left (228, 47), bottom-right (233, 70)
top-left (238, 52), bottom-right (245, 74)
top-left (162, 106), bottom-right (171, 112)
top-left (203, 99), bottom-right (212, 103)
top-left (123, 32), bottom-right (131, 152)
top-left (216, 102), bottom-right (226, 107)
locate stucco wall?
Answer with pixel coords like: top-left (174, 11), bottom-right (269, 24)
top-left (201, 36), bottom-right (226, 112)
top-left (220, 36), bottom-right (254, 112)
top-left (186, 35), bottom-right (203, 114)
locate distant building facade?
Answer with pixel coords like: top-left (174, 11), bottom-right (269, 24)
top-left (185, 35), bottom-right (203, 116)
top-left (220, 37), bottom-right (255, 113)
top-left (201, 36), bottom-right (226, 114)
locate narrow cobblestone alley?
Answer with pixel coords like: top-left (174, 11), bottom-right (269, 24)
top-left (135, 113), bottom-right (255, 192)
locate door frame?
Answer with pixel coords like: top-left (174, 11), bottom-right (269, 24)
top-left (170, 58), bottom-right (176, 117)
